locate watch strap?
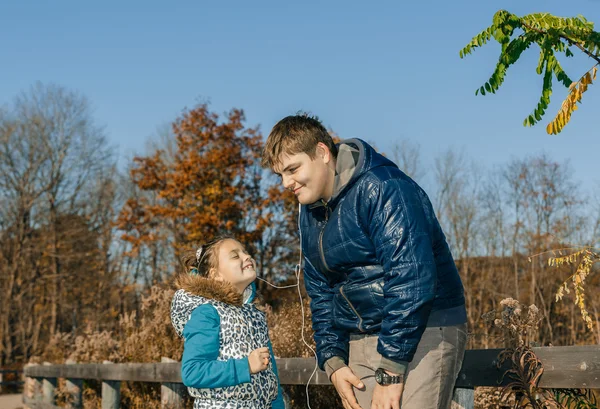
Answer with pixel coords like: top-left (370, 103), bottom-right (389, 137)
top-left (376, 368), bottom-right (404, 385)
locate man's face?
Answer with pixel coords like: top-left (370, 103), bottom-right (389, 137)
top-left (274, 144), bottom-right (333, 205)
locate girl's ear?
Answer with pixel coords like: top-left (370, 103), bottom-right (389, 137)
top-left (210, 268), bottom-right (223, 281)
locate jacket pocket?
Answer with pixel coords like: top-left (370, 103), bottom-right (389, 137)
top-left (333, 280), bottom-right (385, 332)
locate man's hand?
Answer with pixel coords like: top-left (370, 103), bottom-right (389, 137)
top-left (330, 366), bottom-right (365, 409)
top-left (371, 382), bottom-right (404, 409)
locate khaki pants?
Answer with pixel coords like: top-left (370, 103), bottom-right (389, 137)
top-left (348, 323), bottom-right (467, 409)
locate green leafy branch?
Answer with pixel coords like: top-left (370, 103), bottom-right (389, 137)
top-left (460, 10), bottom-right (600, 134)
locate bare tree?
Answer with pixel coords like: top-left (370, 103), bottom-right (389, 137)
top-left (433, 148), bottom-right (482, 326)
top-left (0, 108), bottom-right (51, 365)
top-left (479, 168), bottom-right (508, 258)
top-left (13, 83), bottom-right (113, 335)
top-left (390, 139), bottom-right (425, 182)
top-left (503, 154), bottom-right (582, 345)
top-left (0, 83), bottom-right (117, 364)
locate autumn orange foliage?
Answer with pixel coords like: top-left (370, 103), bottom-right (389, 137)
top-left (116, 104), bottom-right (298, 288)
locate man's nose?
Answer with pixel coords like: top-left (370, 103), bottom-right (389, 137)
top-left (282, 174), bottom-right (293, 190)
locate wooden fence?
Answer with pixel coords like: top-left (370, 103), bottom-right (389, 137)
top-left (21, 346), bottom-right (599, 409)
top-left (0, 369), bottom-right (23, 393)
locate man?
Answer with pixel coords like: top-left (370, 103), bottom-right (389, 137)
top-left (261, 114), bottom-right (467, 409)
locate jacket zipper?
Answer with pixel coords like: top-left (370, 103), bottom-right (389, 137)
top-left (340, 285), bottom-right (364, 332)
top-left (318, 202), bottom-right (331, 272)
top-left (318, 227), bottom-right (331, 273)
top-left (315, 202), bottom-right (363, 332)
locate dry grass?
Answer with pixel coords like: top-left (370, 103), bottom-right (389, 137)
top-left (39, 284), bottom-right (183, 408)
top-left (38, 285), bottom-right (340, 408)
top-left (43, 287), bottom-right (581, 409)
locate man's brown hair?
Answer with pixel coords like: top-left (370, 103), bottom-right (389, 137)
top-left (261, 113), bottom-right (338, 169)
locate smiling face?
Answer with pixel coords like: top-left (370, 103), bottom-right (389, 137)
top-left (211, 239), bottom-right (256, 293)
top-left (274, 142), bottom-right (336, 205)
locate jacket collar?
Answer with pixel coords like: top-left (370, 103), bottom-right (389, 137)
top-left (309, 138), bottom-right (399, 209)
top-left (308, 139), bottom-right (364, 211)
top-left (331, 141), bottom-right (362, 201)
top-left (176, 274), bottom-right (256, 306)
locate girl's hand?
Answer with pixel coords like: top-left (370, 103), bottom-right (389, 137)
top-left (249, 347), bottom-right (270, 374)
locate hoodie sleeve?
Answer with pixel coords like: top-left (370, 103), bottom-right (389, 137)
top-left (181, 303), bottom-right (251, 388)
top-left (366, 178), bottom-right (436, 374)
top-left (268, 341), bottom-right (285, 409)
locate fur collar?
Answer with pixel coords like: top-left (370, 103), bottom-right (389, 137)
top-left (175, 273), bottom-right (255, 306)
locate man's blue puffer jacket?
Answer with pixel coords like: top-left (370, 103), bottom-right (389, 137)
top-left (300, 138), bottom-right (466, 371)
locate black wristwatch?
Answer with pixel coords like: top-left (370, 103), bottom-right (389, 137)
top-left (374, 368), bottom-right (404, 385)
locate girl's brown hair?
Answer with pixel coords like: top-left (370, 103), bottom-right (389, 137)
top-left (180, 236), bottom-right (234, 278)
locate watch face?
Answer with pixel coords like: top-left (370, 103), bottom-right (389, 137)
top-left (375, 368), bottom-right (386, 385)
top-left (375, 369), bottom-right (383, 384)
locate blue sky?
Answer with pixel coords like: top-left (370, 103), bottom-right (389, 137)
top-left (1, 0), bottom-right (598, 194)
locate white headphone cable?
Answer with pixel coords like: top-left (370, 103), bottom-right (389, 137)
top-left (255, 202), bottom-right (318, 409)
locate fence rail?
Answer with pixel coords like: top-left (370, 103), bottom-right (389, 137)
top-left (21, 346), bottom-right (600, 409)
top-left (0, 369), bottom-right (24, 392)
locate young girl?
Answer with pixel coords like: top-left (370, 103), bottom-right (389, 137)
top-left (170, 236), bottom-right (285, 409)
